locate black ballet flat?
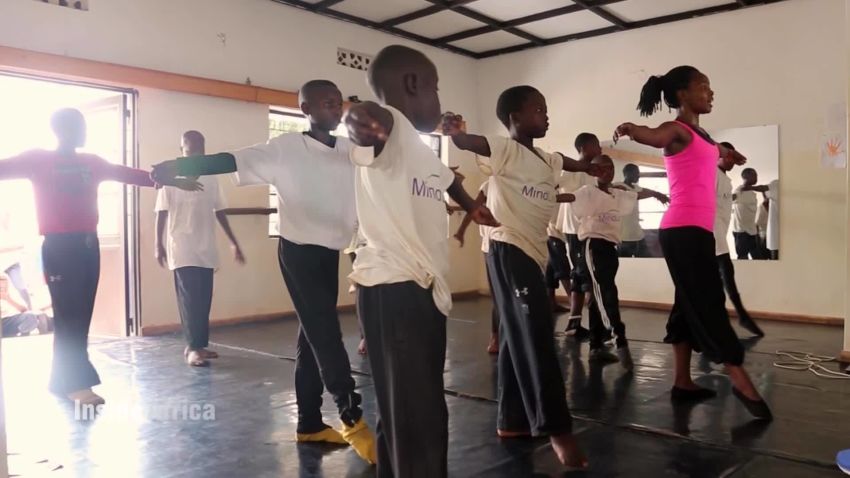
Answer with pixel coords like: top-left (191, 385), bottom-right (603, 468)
top-left (732, 387), bottom-right (773, 421)
top-left (670, 386), bottom-right (717, 403)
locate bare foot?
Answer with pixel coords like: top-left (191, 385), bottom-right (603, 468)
top-left (199, 348), bottom-right (219, 359)
top-left (67, 388), bottom-right (105, 406)
top-left (487, 335), bottom-right (499, 354)
top-left (186, 350), bottom-right (210, 367)
top-left (357, 338), bottom-right (367, 355)
top-left (496, 429), bottom-right (531, 438)
top-left (550, 433), bottom-right (588, 469)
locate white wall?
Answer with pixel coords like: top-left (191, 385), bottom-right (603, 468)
top-left (475, 0), bottom-right (848, 320)
top-left (0, 0), bottom-right (486, 329)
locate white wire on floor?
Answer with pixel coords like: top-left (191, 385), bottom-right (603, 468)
top-left (773, 350), bottom-right (850, 379)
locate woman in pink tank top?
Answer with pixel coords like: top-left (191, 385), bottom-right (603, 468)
top-left (613, 66), bottom-right (771, 421)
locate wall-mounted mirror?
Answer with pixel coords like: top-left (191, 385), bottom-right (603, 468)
top-left (602, 125), bottom-right (779, 260)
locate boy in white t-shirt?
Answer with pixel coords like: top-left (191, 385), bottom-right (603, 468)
top-left (561, 133), bottom-right (600, 340)
top-left (732, 168), bottom-right (762, 259)
top-left (568, 155), bottom-right (664, 369)
top-left (154, 131), bottom-right (245, 368)
top-left (343, 45), bottom-right (497, 478)
top-left (616, 163), bottom-right (668, 257)
top-left (444, 85), bottom-right (599, 470)
top-left (153, 81), bottom-right (376, 462)
top-left (714, 142), bottom-right (764, 337)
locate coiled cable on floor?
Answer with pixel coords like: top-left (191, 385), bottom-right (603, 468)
top-left (773, 350), bottom-right (850, 379)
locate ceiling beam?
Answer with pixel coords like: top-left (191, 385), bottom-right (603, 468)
top-left (476, 1), bottom-right (790, 59)
top-left (434, 0), bottom-right (626, 44)
top-left (313, 0), bottom-right (347, 9)
top-left (424, 0), bottom-right (546, 45)
top-left (572, 0), bottom-right (629, 30)
top-left (380, 0), bottom-right (481, 27)
top-left (268, 0), bottom-right (479, 57)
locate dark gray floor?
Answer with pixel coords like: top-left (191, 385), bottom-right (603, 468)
top-left (2, 298), bottom-right (847, 477)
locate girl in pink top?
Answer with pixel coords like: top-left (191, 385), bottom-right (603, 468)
top-left (613, 66), bottom-right (771, 421)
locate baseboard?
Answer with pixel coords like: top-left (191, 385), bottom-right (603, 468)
top-left (140, 290), bottom-right (482, 336)
top-left (614, 299), bottom-right (843, 327)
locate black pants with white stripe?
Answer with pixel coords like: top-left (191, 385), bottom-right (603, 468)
top-left (358, 281), bottom-right (448, 478)
top-left (660, 227), bottom-right (744, 366)
top-left (173, 267), bottom-right (214, 350)
top-left (585, 238), bottom-right (627, 349)
top-left (277, 238), bottom-right (362, 433)
top-left (42, 233), bottom-right (101, 395)
top-left (487, 241), bottom-right (573, 436)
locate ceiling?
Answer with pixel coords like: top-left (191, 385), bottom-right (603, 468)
top-left (269, 0), bottom-right (790, 59)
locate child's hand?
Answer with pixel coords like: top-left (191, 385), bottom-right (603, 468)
top-left (441, 113), bottom-right (465, 136)
top-left (232, 244), bottom-right (246, 265)
top-left (151, 160), bottom-right (179, 185)
top-left (613, 123), bottom-right (635, 144)
top-left (172, 178), bottom-right (204, 192)
top-left (657, 193), bottom-right (670, 205)
top-left (469, 205), bottom-right (500, 227)
top-left (345, 103), bottom-right (390, 147)
top-left (155, 244), bottom-right (167, 268)
top-left (450, 166), bottom-right (465, 184)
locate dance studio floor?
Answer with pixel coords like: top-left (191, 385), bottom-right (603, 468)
top-left (2, 298), bottom-right (848, 477)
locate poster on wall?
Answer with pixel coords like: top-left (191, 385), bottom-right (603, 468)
top-left (820, 103), bottom-right (847, 169)
top-left (34, 0), bottom-right (88, 11)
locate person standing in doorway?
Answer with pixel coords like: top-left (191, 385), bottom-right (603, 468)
top-left (0, 108), bottom-right (199, 406)
top-left (155, 130), bottom-right (246, 367)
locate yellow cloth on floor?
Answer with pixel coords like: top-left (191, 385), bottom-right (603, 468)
top-left (296, 427), bottom-right (347, 445)
top-left (340, 418), bottom-right (377, 465)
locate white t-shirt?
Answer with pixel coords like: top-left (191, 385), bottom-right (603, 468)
top-left (558, 173), bottom-right (595, 235)
top-left (478, 136), bottom-right (563, 268)
top-left (756, 200), bottom-right (768, 238)
top-left (714, 170), bottom-right (733, 256)
top-left (765, 179), bottom-right (779, 251)
top-left (479, 180), bottom-right (492, 254)
top-left (233, 132), bottom-right (356, 251)
top-left (732, 186), bottom-right (758, 235)
top-left (615, 182), bottom-right (644, 242)
top-left (349, 106), bottom-right (456, 316)
top-left (571, 185), bottom-right (637, 244)
top-left (546, 171), bottom-right (583, 238)
top-left (155, 176), bottom-right (226, 270)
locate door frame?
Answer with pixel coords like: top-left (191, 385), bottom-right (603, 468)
top-left (0, 70), bottom-right (141, 336)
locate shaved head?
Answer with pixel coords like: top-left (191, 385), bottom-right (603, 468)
top-left (51, 108), bottom-right (86, 149)
top-left (367, 45), bottom-right (442, 132)
top-left (298, 79), bottom-right (339, 105)
top-left (367, 45), bottom-right (435, 100)
top-left (182, 130), bottom-right (205, 156)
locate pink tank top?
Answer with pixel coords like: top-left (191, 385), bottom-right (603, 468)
top-left (659, 121), bottom-right (719, 232)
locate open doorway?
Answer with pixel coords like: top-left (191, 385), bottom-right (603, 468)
top-left (0, 73), bottom-right (139, 476)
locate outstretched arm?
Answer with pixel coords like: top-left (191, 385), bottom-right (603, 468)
top-left (151, 153), bottom-right (236, 187)
top-left (0, 155), bottom-right (34, 181)
top-left (447, 177), bottom-right (499, 228)
top-left (636, 188), bottom-right (669, 204)
top-left (442, 113), bottom-right (491, 157)
top-left (742, 185), bottom-right (770, 193)
top-left (216, 211), bottom-right (246, 265)
top-left (613, 121), bottom-right (687, 149)
top-left (453, 190), bottom-right (486, 247)
top-left (556, 193), bottom-right (575, 203)
top-left (346, 101), bottom-right (394, 155)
